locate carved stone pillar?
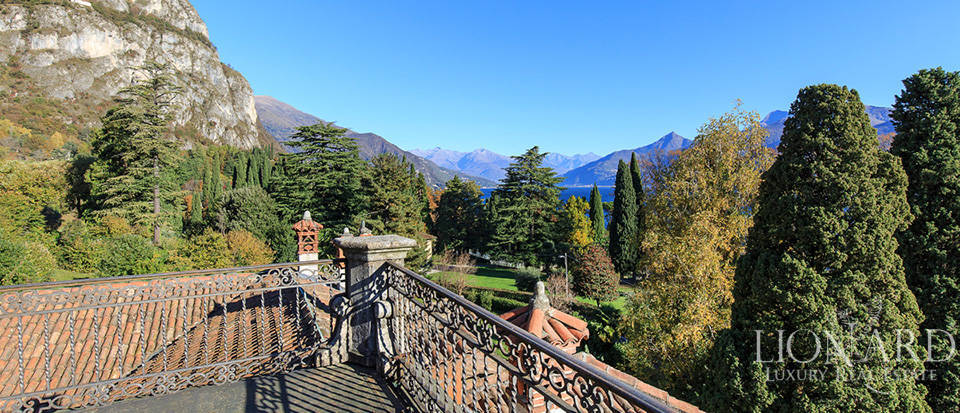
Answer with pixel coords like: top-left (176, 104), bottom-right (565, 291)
top-left (333, 234), bottom-right (416, 368)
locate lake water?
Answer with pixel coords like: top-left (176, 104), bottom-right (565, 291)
top-left (480, 186), bottom-right (615, 203)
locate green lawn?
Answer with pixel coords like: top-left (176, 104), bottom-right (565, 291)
top-left (50, 269), bottom-right (95, 282)
top-left (431, 266), bottom-right (523, 291)
top-left (431, 266), bottom-right (632, 310)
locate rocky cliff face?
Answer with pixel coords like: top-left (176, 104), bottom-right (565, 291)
top-left (0, 0), bottom-right (265, 148)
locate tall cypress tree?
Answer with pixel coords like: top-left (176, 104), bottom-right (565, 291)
top-left (233, 151), bottom-right (248, 188)
top-left (891, 68), bottom-right (960, 411)
top-left (609, 160), bottom-right (638, 275)
top-left (708, 85), bottom-right (927, 412)
top-left (629, 153), bottom-right (646, 271)
top-left (589, 184), bottom-right (606, 244)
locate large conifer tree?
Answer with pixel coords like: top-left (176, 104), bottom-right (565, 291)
top-left (487, 146), bottom-right (564, 266)
top-left (434, 176), bottom-right (484, 252)
top-left (88, 62), bottom-right (182, 245)
top-left (609, 160), bottom-right (638, 275)
top-left (708, 85), bottom-right (927, 412)
top-left (891, 68), bottom-right (960, 411)
top-left (271, 122), bottom-right (370, 231)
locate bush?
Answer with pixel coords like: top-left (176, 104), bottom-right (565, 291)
top-left (435, 271), bottom-right (469, 296)
top-left (545, 272), bottom-right (574, 312)
top-left (96, 234), bottom-right (165, 277)
top-left (514, 266), bottom-right (542, 293)
top-left (171, 229), bottom-right (231, 270)
top-left (490, 296), bottom-right (526, 313)
top-left (572, 245), bottom-right (619, 305)
top-left (0, 234), bottom-right (55, 285)
top-left (225, 230), bottom-right (274, 266)
top-left (210, 186), bottom-right (287, 255)
top-left (477, 289), bottom-right (494, 311)
top-left (433, 250), bottom-right (477, 274)
top-left (57, 219), bottom-right (101, 273)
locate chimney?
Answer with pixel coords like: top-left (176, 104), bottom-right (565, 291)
top-left (292, 211), bottom-right (323, 272)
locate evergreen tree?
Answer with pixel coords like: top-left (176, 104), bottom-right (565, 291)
top-left (187, 189), bottom-right (203, 233)
top-left (487, 146), bottom-right (564, 266)
top-left (246, 150), bottom-right (258, 189)
top-left (366, 154), bottom-right (427, 236)
top-left (433, 176), bottom-right (484, 252)
top-left (609, 160), bottom-right (638, 275)
top-left (589, 184), bottom-right (606, 244)
top-left (708, 85), bottom-right (927, 412)
top-left (201, 160), bottom-right (214, 213)
top-left (891, 68), bottom-right (960, 411)
top-left (629, 152), bottom-right (646, 271)
top-left (271, 122), bottom-right (370, 231)
top-left (259, 147), bottom-right (273, 188)
top-left (87, 62), bottom-right (183, 245)
top-left (233, 151), bottom-right (248, 188)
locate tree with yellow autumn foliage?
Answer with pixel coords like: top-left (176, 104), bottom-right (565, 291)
top-left (560, 195), bottom-right (593, 254)
top-left (620, 103), bottom-right (774, 400)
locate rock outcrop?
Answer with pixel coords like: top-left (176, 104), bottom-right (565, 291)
top-left (0, 0), bottom-right (266, 148)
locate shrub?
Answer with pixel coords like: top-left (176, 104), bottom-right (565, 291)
top-left (225, 230), bottom-right (274, 266)
top-left (545, 272), bottom-right (574, 312)
top-left (0, 234), bottom-right (55, 285)
top-left (96, 234), bottom-right (165, 277)
top-left (435, 271), bottom-right (469, 296)
top-left (477, 289), bottom-right (494, 311)
top-left (171, 229), bottom-right (231, 270)
top-left (210, 186), bottom-right (287, 254)
top-left (514, 266), bottom-right (542, 293)
top-left (572, 245), bottom-right (619, 305)
top-left (57, 219), bottom-right (101, 273)
top-left (490, 296), bottom-right (526, 313)
top-left (433, 249), bottom-right (477, 274)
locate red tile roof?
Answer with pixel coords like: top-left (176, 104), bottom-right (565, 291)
top-left (500, 282), bottom-right (588, 347)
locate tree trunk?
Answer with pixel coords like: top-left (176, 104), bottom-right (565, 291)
top-left (153, 157), bottom-right (160, 245)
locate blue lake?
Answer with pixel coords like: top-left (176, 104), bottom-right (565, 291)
top-left (480, 186), bottom-right (615, 203)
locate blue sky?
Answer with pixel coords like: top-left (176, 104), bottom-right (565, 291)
top-left (192, 0), bottom-right (960, 156)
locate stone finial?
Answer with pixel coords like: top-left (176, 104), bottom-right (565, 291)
top-left (531, 281), bottom-right (551, 311)
top-left (359, 220), bottom-right (372, 236)
top-left (303, 210), bottom-right (312, 221)
top-left (342, 227), bottom-right (353, 237)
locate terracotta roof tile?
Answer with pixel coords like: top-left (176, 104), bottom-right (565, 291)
top-left (499, 282), bottom-right (589, 347)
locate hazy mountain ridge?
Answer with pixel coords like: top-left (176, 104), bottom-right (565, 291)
top-left (253, 96), bottom-right (495, 187)
top-left (762, 105), bottom-right (894, 147)
top-left (561, 132), bottom-right (692, 186)
top-left (411, 147), bottom-right (599, 181)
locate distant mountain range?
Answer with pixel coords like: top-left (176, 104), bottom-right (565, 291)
top-left (254, 96), bottom-right (496, 187)
top-left (762, 105), bottom-right (894, 147)
top-left (409, 147), bottom-right (599, 182)
top-left (257, 96), bottom-right (896, 189)
top-left (561, 132), bottom-right (692, 186)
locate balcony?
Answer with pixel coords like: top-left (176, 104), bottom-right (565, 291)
top-left (0, 233), bottom-right (685, 413)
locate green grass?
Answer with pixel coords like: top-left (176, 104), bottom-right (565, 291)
top-left (50, 269), bottom-right (94, 282)
top-left (432, 266), bottom-right (522, 291)
top-left (431, 266), bottom-right (632, 310)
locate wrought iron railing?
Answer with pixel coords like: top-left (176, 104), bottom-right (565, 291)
top-left (0, 261), bottom-right (344, 412)
top-left (381, 263), bottom-right (673, 413)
